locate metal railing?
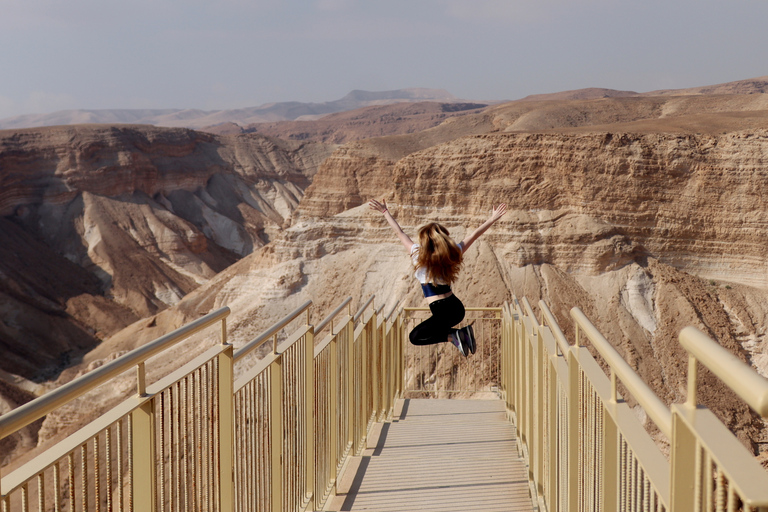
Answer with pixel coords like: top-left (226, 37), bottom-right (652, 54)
top-left (0, 295), bottom-right (403, 512)
top-left (4, 291), bottom-right (768, 512)
top-left (501, 295), bottom-right (768, 512)
top-left (402, 307), bottom-right (502, 396)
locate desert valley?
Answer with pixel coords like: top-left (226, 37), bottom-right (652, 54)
top-left (2, 78), bottom-right (768, 468)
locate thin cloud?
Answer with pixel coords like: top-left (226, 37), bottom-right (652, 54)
top-left (437, 0), bottom-right (614, 23)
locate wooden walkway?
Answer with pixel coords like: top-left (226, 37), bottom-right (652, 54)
top-left (326, 399), bottom-right (535, 512)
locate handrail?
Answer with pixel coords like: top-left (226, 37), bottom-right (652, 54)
top-left (570, 307), bottom-right (673, 438)
top-left (385, 299), bottom-right (401, 322)
top-left (511, 295), bottom-right (523, 317)
top-left (354, 295), bottom-right (375, 322)
top-left (679, 326), bottom-right (768, 417)
top-left (539, 300), bottom-right (569, 355)
top-left (233, 300), bottom-right (312, 360)
top-left (316, 297), bottom-right (352, 335)
top-left (522, 297), bottom-right (539, 328)
top-left (0, 306), bottom-right (230, 439)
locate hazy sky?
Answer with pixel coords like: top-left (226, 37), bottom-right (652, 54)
top-left (1, 0), bottom-right (766, 119)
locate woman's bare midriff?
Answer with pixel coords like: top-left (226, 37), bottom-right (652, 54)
top-left (425, 291), bottom-right (453, 304)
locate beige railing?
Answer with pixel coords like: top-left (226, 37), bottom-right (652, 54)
top-left (4, 290), bottom-right (768, 512)
top-left (502, 295), bottom-right (768, 512)
top-left (0, 295), bottom-right (403, 512)
top-left (402, 307), bottom-right (502, 396)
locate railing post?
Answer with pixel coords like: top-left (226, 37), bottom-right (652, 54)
top-left (670, 405), bottom-right (697, 512)
top-left (270, 356), bottom-right (283, 512)
top-left (547, 355), bottom-right (559, 512)
top-left (670, 357), bottom-right (699, 512)
top-left (602, 405), bottom-right (619, 511)
top-left (305, 325), bottom-right (316, 511)
top-left (398, 312), bottom-right (405, 398)
top-left (535, 328), bottom-right (544, 497)
top-left (217, 343), bottom-right (235, 512)
top-left (372, 317), bottom-right (381, 421)
top-left (567, 346), bottom-right (580, 512)
top-left (347, 317), bottom-right (355, 456)
top-left (384, 321), bottom-right (392, 419)
top-left (131, 365), bottom-right (156, 512)
top-left (329, 325), bottom-right (340, 496)
top-left (516, 319), bottom-right (526, 447)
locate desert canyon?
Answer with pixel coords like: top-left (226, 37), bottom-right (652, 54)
top-left (2, 79), bottom-right (768, 468)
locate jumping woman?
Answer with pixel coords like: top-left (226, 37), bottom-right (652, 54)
top-left (368, 199), bottom-right (508, 356)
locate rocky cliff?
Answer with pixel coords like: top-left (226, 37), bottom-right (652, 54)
top-left (0, 125), bottom-right (333, 382)
top-left (71, 129), bottom-right (768, 460)
top-left (4, 85), bottom-right (768, 468)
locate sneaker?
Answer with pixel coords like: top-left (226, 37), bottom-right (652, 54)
top-left (459, 324), bottom-right (476, 355)
top-left (455, 328), bottom-right (471, 357)
top-left (449, 331), bottom-right (466, 356)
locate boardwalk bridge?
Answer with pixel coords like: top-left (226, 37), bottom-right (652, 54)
top-left (2, 295), bottom-right (768, 511)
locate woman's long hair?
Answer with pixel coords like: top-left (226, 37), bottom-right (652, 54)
top-left (416, 222), bottom-right (463, 284)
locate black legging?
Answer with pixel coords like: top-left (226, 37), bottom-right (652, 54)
top-left (409, 294), bottom-right (466, 346)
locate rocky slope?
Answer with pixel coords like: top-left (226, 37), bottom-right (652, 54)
top-left (0, 125), bottom-right (333, 384)
top-left (224, 102), bottom-right (488, 143)
top-left (51, 129), bottom-right (767, 461)
top-left (4, 81), bottom-right (768, 468)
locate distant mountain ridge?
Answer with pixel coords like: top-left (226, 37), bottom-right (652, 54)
top-left (0, 88), bottom-right (461, 131)
top-left (517, 76), bottom-right (768, 102)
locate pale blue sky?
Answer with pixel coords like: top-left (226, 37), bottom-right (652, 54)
top-left (0, 0), bottom-right (766, 118)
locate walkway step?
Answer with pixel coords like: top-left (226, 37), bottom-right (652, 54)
top-left (327, 399), bottom-right (534, 512)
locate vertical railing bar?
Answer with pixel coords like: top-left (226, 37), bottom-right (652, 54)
top-left (94, 435), bottom-right (100, 512)
top-left (182, 378), bottom-right (189, 512)
top-left (159, 393), bottom-right (166, 512)
top-left (193, 371), bottom-right (200, 512)
top-left (81, 443), bottom-right (88, 512)
top-left (173, 383), bottom-right (180, 512)
top-left (115, 420), bottom-right (122, 512)
top-left (726, 485), bottom-right (736, 512)
top-left (695, 441), bottom-right (703, 512)
top-left (716, 467), bottom-right (725, 511)
top-left (37, 472), bottom-right (45, 512)
top-left (127, 414), bottom-right (133, 512)
top-left (21, 482), bottom-right (29, 512)
top-left (207, 362), bottom-right (214, 512)
top-left (201, 365), bottom-right (208, 512)
top-left (54, 462), bottom-right (62, 512)
top-left (106, 426), bottom-right (112, 512)
top-left (705, 451), bottom-right (713, 512)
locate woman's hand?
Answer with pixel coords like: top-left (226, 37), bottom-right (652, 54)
top-left (368, 198), bottom-right (388, 213)
top-left (490, 203), bottom-right (508, 222)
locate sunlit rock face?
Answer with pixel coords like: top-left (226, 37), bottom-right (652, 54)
top-left (5, 88), bottom-right (768, 468)
top-left (0, 124), bottom-right (334, 380)
top-left (92, 129), bottom-right (768, 458)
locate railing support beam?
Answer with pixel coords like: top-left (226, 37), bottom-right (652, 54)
top-left (217, 346), bottom-right (235, 512)
top-left (131, 400), bottom-right (157, 512)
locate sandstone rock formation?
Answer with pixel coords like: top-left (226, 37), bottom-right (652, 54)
top-left (70, 129), bottom-right (768, 461)
top-left (4, 80), bottom-right (768, 470)
top-left (229, 102), bottom-right (488, 144)
top-left (0, 125), bottom-right (333, 382)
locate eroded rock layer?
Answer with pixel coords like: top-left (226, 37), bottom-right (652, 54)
top-left (0, 124), bottom-right (333, 381)
top-left (70, 129), bottom-right (768, 458)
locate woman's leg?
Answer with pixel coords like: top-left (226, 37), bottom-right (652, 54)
top-left (409, 295), bottom-right (465, 346)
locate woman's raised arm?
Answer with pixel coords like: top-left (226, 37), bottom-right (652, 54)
top-left (460, 203), bottom-right (507, 251)
top-left (369, 199), bottom-right (415, 251)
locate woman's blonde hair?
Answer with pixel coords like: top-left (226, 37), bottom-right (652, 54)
top-left (416, 223), bottom-right (463, 284)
